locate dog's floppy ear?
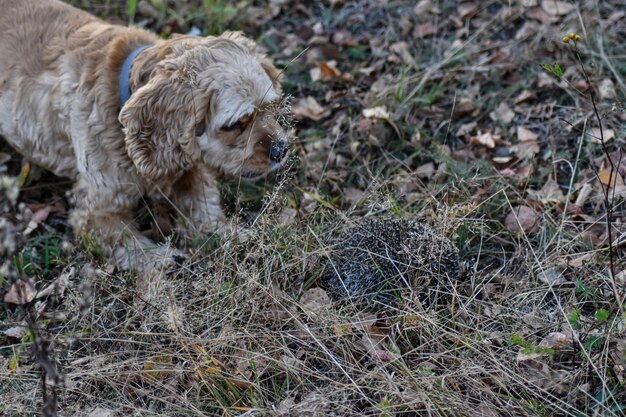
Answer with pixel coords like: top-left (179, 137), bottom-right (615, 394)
top-left (119, 61), bottom-right (201, 181)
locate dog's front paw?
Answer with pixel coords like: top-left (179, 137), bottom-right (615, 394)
top-left (113, 242), bottom-right (186, 273)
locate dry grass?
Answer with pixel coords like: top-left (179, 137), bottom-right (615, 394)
top-left (2, 1), bottom-right (626, 416)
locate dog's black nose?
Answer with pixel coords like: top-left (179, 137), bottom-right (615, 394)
top-left (269, 142), bottom-right (289, 162)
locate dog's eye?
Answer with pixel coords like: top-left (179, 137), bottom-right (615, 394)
top-left (195, 123), bottom-right (206, 137)
top-left (220, 122), bottom-right (241, 133)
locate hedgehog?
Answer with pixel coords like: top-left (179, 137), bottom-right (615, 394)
top-left (320, 217), bottom-right (460, 306)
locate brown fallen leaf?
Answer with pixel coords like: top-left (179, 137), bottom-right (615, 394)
top-left (598, 79), bottom-right (616, 100)
top-left (88, 408), bottom-right (115, 417)
top-left (492, 156), bottom-right (513, 164)
top-left (537, 267), bottom-right (568, 286)
top-left (504, 205), bottom-right (538, 234)
top-left (331, 29), bottom-right (357, 46)
top-left (457, 2), bottom-right (478, 18)
top-left (389, 41), bottom-right (414, 65)
top-left (299, 287), bottom-right (332, 318)
top-left (526, 6), bottom-right (551, 24)
top-left (4, 279), bottom-right (37, 305)
top-left (499, 165), bottom-right (533, 179)
top-left (511, 141), bottom-right (540, 160)
top-left (343, 188), bottom-right (366, 205)
top-left (541, 0), bottom-right (574, 17)
top-left (515, 21), bottom-right (538, 40)
top-left (293, 96), bottom-right (330, 121)
top-left (310, 61), bottom-right (342, 82)
top-left (24, 206), bottom-right (52, 235)
top-left (361, 332), bottom-right (399, 363)
top-left (527, 178), bottom-right (565, 204)
top-left (598, 168), bottom-right (623, 188)
top-left (414, 0), bottom-right (439, 15)
top-left (514, 90), bottom-right (535, 104)
top-left (456, 121), bottom-right (477, 137)
top-left (567, 253), bottom-right (594, 268)
top-left (469, 131), bottom-right (496, 148)
top-left (517, 126), bottom-right (539, 142)
top-left (415, 162), bottom-right (436, 179)
top-left (37, 267), bottom-right (74, 299)
top-left (362, 106), bottom-right (390, 120)
top-left (489, 102), bottom-right (515, 125)
top-left (588, 127), bottom-right (615, 144)
top-left (415, 22), bottom-right (437, 38)
top-left (4, 325), bottom-right (27, 339)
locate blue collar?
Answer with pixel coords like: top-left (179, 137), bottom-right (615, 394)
top-left (119, 45), bottom-right (150, 107)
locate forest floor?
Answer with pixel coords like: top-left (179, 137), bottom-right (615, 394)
top-left (1, 0), bottom-right (626, 416)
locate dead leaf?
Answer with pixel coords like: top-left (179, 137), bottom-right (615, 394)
top-left (362, 106), bottom-right (390, 120)
top-left (4, 326), bottom-right (27, 339)
top-left (343, 188), bottom-right (366, 205)
top-left (37, 267), bottom-right (74, 299)
top-left (517, 126), bottom-right (539, 142)
top-left (299, 288), bottom-right (332, 318)
top-left (598, 79), bottom-right (616, 100)
top-left (514, 90), bottom-right (535, 104)
top-left (511, 142), bottom-right (539, 159)
top-left (588, 127), bottom-right (615, 144)
top-left (415, 22), bottom-right (437, 38)
top-left (505, 205), bottom-right (538, 234)
top-left (541, 0), bottom-right (574, 17)
top-left (88, 408), bottom-right (115, 417)
top-left (456, 121), bottom-right (476, 137)
top-left (331, 29), bottom-right (356, 46)
top-left (414, 0), bottom-right (439, 15)
top-left (568, 253), bottom-right (594, 268)
top-left (500, 165), bottom-right (533, 179)
top-left (351, 312), bottom-right (378, 333)
top-left (489, 102), bottom-right (515, 125)
top-left (527, 178), bottom-right (565, 204)
top-left (293, 96), bottom-right (330, 121)
top-left (470, 131), bottom-right (496, 148)
top-left (4, 279), bottom-right (37, 305)
top-left (515, 21), bottom-right (538, 40)
top-left (24, 206), bottom-right (52, 235)
top-left (492, 156), bottom-right (513, 164)
top-left (457, 2), bottom-right (478, 18)
top-left (598, 168), bottom-right (623, 188)
top-left (278, 207), bottom-right (297, 226)
top-left (537, 267), bottom-right (568, 286)
top-left (310, 61), bottom-right (342, 82)
top-left (526, 6), bottom-right (551, 23)
top-left (538, 332), bottom-right (572, 349)
top-left (361, 332), bottom-right (398, 362)
top-left (389, 42), bottom-right (414, 65)
top-left (574, 182), bottom-right (593, 206)
top-left (415, 162), bottom-right (436, 179)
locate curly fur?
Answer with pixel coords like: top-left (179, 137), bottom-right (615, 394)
top-left (0, 0), bottom-right (291, 270)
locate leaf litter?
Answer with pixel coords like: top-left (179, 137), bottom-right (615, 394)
top-left (1, 0), bottom-right (626, 416)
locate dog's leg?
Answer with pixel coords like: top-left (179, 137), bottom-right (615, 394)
top-left (70, 176), bottom-right (182, 272)
top-left (171, 166), bottom-right (226, 237)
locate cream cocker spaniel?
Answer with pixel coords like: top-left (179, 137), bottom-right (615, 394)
top-left (0, 0), bottom-right (291, 269)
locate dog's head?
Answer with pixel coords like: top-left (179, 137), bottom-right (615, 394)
top-left (119, 32), bottom-right (291, 182)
